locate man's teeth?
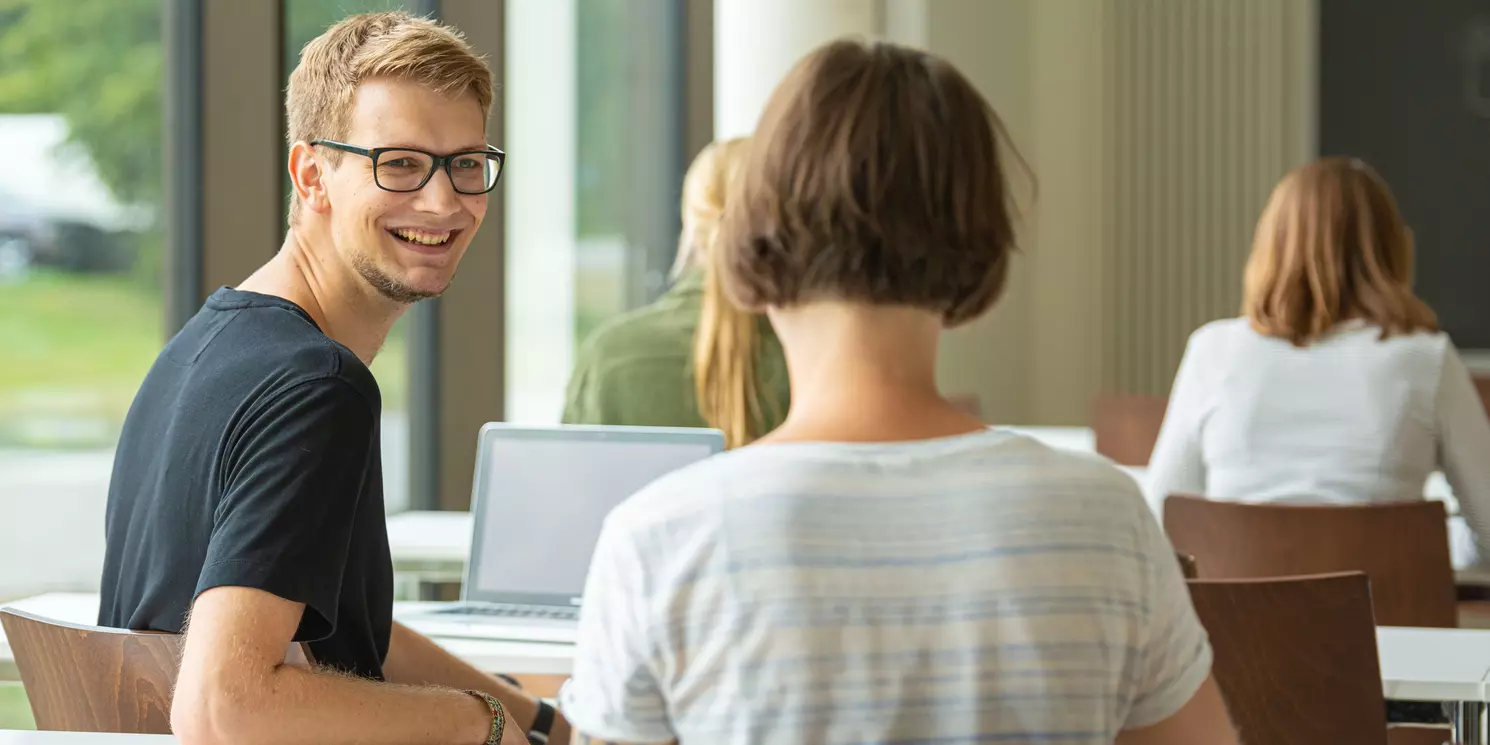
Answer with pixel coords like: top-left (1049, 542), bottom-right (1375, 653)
top-left (391, 229), bottom-right (451, 246)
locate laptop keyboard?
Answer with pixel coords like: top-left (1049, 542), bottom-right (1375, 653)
top-left (437, 603), bottom-right (579, 621)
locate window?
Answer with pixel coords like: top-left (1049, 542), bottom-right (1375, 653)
top-left (283, 0), bottom-right (416, 512)
top-left (504, 0), bottom-right (687, 423)
top-left (0, 0), bottom-right (164, 728)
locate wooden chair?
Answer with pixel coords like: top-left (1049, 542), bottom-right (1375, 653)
top-left (1, 608), bottom-right (182, 733)
top-left (1386, 724), bottom-right (1454, 745)
top-left (1473, 375), bottom-right (1490, 421)
top-left (0, 608), bottom-right (312, 733)
top-left (1176, 552), bottom-right (1198, 579)
top-left (1188, 572), bottom-right (1387, 745)
top-left (1090, 393), bottom-right (1167, 466)
top-left (1165, 495), bottom-right (1458, 628)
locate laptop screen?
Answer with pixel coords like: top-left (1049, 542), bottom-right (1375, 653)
top-left (465, 426), bottom-right (721, 606)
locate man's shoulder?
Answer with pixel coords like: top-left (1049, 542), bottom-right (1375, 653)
top-left (171, 290), bottom-right (380, 410)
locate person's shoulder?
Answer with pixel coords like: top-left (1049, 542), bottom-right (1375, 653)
top-left (984, 432), bottom-right (1147, 490)
top-left (577, 299), bottom-right (694, 362)
top-left (606, 451), bottom-right (738, 527)
top-left (195, 290), bottom-right (380, 412)
top-left (1187, 317), bottom-right (1251, 350)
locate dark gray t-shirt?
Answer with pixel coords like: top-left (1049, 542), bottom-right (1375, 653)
top-left (99, 286), bottom-right (393, 678)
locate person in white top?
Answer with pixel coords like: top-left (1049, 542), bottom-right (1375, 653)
top-left (559, 38), bottom-right (1237, 745)
top-left (1148, 157), bottom-right (1490, 559)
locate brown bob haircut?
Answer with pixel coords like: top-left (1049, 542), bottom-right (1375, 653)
top-left (715, 38), bottom-right (1023, 327)
top-left (1242, 157), bottom-right (1437, 346)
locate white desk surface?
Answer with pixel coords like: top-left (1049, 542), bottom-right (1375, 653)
top-left (6, 594), bottom-right (1490, 705)
top-left (0, 734), bottom-right (171, 743)
top-left (1378, 626), bottom-right (1490, 702)
top-left (386, 510), bottom-right (471, 566)
top-left (0, 594), bottom-right (574, 684)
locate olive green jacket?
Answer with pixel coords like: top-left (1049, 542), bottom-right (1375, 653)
top-left (561, 270), bottom-right (790, 434)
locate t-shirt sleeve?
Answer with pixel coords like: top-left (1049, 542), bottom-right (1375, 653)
top-left (196, 376), bottom-right (377, 642)
top-left (1124, 503), bottom-right (1214, 729)
top-left (559, 511), bottom-right (674, 744)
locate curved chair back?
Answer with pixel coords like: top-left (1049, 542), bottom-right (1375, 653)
top-left (1165, 495), bottom-right (1457, 627)
top-left (1189, 572), bottom-right (1386, 745)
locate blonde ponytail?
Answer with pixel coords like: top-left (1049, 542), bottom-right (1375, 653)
top-left (681, 138), bottom-right (766, 448)
top-left (694, 252), bottom-right (765, 448)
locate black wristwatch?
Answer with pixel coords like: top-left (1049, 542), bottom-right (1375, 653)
top-left (527, 699), bottom-right (556, 744)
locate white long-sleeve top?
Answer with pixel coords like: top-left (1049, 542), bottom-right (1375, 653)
top-left (1147, 317), bottom-right (1490, 552)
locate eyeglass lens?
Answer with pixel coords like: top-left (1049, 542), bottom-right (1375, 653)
top-left (374, 150), bottom-right (501, 194)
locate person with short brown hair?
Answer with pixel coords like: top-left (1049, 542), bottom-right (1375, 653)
top-left (1149, 157), bottom-right (1490, 562)
top-left (100, 12), bottom-right (560, 744)
top-left (560, 38), bottom-right (1235, 745)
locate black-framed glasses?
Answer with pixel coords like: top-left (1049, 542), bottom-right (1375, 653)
top-left (311, 139), bottom-right (505, 195)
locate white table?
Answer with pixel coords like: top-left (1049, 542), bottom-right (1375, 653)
top-left (1379, 626), bottom-right (1490, 743)
top-left (0, 594), bottom-right (574, 685)
top-left (386, 511), bottom-right (472, 595)
top-left (386, 511), bottom-right (471, 573)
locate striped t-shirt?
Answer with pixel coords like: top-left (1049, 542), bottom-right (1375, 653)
top-left (560, 429), bottom-right (1212, 744)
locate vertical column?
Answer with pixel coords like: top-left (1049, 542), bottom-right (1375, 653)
top-left (503, 0), bottom-right (578, 425)
top-left (1025, 0), bottom-right (1112, 424)
top-left (713, 0), bottom-right (881, 139)
top-left (438, 0), bottom-right (507, 510)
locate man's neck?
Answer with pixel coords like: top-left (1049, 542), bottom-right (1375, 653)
top-left (237, 230), bottom-right (405, 365)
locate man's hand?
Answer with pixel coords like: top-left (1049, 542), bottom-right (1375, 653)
top-left (171, 586), bottom-right (514, 745)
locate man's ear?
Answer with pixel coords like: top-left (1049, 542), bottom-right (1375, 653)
top-left (288, 141), bottom-right (331, 215)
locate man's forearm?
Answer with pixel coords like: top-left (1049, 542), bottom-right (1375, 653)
top-left (173, 661), bottom-right (496, 745)
top-left (384, 621), bottom-right (571, 741)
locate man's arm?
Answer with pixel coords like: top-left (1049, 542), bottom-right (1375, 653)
top-left (384, 621), bottom-right (572, 743)
top-left (1116, 675), bottom-right (1238, 745)
top-left (171, 586), bottom-right (525, 745)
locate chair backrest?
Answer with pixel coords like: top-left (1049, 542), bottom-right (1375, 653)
top-left (1176, 552), bottom-right (1198, 579)
top-left (1165, 495), bottom-right (1457, 627)
top-left (0, 608), bottom-right (182, 733)
top-left (1386, 724), bottom-right (1453, 745)
top-left (1091, 393), bottom-right (1167, 466)
top-left (1188, 572), bottom-right (1386, 745)
top-left (1474, 375), bottom-right (1490, 421)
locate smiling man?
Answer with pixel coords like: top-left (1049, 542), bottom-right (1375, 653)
top-left (98, 13), bottom-right (562, 745)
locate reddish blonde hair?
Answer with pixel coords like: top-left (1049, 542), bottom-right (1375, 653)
top-left (1242, 157), bottom-right (1436, 346)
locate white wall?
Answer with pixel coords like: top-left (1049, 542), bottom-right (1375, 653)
top-left (713, 0), bottom-right (881, 139)
top-left (710, 0), bottom-right (1317, 426)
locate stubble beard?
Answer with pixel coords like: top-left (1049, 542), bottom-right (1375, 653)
top-left (352, 251), bottom-right (452, 305)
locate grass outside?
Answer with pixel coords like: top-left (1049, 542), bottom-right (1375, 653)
top-left (0, 270), bottom-right (161, 448)
top-left (0, 685), bottom-right (34, 730)
top-left (0, 269), bottom-right (409, 450)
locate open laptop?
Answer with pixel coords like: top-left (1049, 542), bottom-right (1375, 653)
top-left (397, 423), bottom-right (724, 644)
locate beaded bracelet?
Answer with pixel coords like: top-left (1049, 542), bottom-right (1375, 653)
top-left (463, 689), bottom-right (507, 745)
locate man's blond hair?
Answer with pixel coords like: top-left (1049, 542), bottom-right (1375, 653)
top-left (285, 11), bottom-right (494, 223)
